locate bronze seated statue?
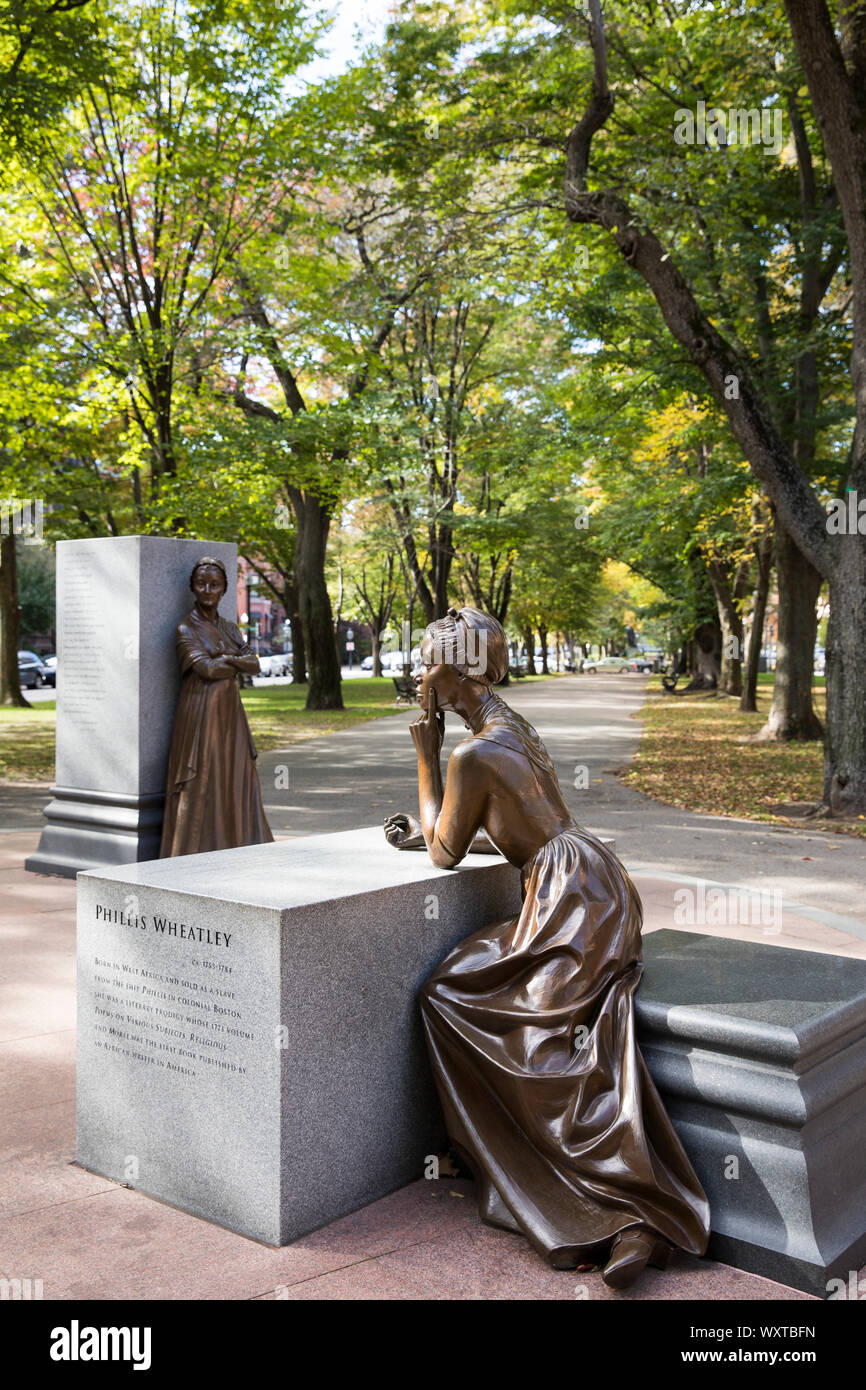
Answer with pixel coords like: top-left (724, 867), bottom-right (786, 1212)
top-left (385, 606), bottom-right (709, 1290)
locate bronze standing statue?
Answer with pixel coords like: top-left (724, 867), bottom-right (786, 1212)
top-left (159, 557), bottom-right (273, 857)
top-left (385, 606), bottom-right (709, 1289)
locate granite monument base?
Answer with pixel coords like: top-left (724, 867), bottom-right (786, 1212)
top-left (76, 826), bottom-right (524, 1246)
top-left (638, 930), bottom-right (866, 1298)
top-left (26, 787), bottom-right (165, 880)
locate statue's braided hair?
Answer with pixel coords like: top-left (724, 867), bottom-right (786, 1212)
top-left (420, 606), bottom-right (509, 685)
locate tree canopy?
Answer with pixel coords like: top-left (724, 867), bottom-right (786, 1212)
top-left (1, 0), bottom-right (864, 813)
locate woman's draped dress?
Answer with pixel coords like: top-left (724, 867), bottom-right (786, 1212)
top-left (419, 699), bottom-right (710, 1266)
top-left (159, 609), bottom-right (273, 858)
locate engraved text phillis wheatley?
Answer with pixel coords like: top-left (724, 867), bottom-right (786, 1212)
top-left (88, 904), bottom-right (252, 1079)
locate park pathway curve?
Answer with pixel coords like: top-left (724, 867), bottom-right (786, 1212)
top-left (252, 673), bottom-right (866, 935)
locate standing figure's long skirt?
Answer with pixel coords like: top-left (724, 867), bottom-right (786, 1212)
top-left (420, 829), bottom-right (710, 1267)
top-left (159, 674), bottom-right (273, 858)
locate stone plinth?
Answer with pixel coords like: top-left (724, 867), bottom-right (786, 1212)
top-left (638, 929), bottom-right (866, 1297)
top-left (26, 536), bottom-right (237, 878)
top-left (76, 827), bottom-right (523, 1245)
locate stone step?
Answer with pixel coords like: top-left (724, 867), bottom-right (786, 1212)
top-left (638, 930), bottom-right (866, 1297)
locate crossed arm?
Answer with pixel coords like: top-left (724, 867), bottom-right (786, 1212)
top-left (178, 623), bottom-right (260, 681)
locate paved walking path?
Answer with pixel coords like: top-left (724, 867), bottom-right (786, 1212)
top-left (6, 673), bottom-right (865, 934)
top-left (2, 673), bottom-right (864, 1300)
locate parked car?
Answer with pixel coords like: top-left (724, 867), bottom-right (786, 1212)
top-left (361, 649), bottom-right (423, 675)
top-left (257, 650), bottom-right (291, 677)
top-left (17, 651), bottom-right (50, 688)
top-left (582, 655), bottom-right (633, 674)
top-left (360, 653), bottom-right (402, 673)
top-left (384, 651), bottom-right (413, 673)
top-left (533, 648), bottom-right (560, 668)
top-left (41, 654), bottom-right (57, 686)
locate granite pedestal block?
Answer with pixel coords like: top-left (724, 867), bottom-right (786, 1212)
top-left (76, 826), bottom-right (524, 1245)
top-left (27, 535), bottom-right (237, 878)
top-left (638, 930), bottom-right (866, 1297)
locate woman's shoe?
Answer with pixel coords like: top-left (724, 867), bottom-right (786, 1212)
top-left (602, 1227), bottom-right (676, 1290)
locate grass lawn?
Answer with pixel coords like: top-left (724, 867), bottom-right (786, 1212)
top-left (0, 681), bottom-right (404, 782)
top-left (756, 671), bottom-right (825, 687)
top-left (624, 677), bottom-right (866, 837)
top-left (0, 702), bottom-right (57, 781)
top-left (240, 677), bottom-right (409, 751)
top-left (0, 672), bottom-right (563, 782)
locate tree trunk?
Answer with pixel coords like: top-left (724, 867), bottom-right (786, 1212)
top-left (290, 610), bottom-right (306, 684)
top-left (0, 535), bottom-right (28, 707)
top-left (756, 522), bottom-right (823, 741)
top-left (431, 519), bottom-right (454, 620)
top-left (687, 618), bottom-right (721, 690)
top-left (293, 493), bottom-right (343, 711)
top-left (523, 627), bottom-right (536, 674)
top-left (539, 623), bottom-right (549, 674)
top-left (824, 535), bottom-right (866, 813)
top-left (782, 0), bottom-right (866, 803)
top-left (741, 530), bottom-right (772, 713)
top-left (706, 559), bottom-right (745, 697)
top-left (783, 0), bottom-right (866, 502)
top-left (393, 519), bottom-right (434, 626)
top-left (496, 562), bottom-right (513, 627)
top-left (354, 559), bottom-right (396, 682)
